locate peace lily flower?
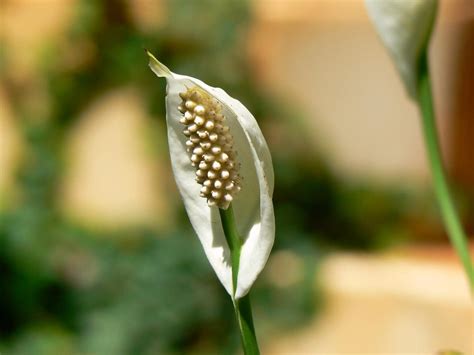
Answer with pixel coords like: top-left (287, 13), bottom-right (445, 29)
top-left (146, 51), bottom-right (275, 299)
top-left (365, 0), bottom-right (438, 99)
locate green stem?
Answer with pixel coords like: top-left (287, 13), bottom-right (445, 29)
top-left (219, 205), bottom-right (260, 355)
top-left (417, 56), bottom-right (474, 292)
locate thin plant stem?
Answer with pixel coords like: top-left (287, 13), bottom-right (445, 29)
top-left (417, 55), bottom-right (474, 292)
top-left (219, 205), bottom-right (260, 355)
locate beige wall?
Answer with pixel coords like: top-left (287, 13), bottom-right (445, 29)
top-left (263, 249), bottom-right (473, 354)
top-left (250, 0), bottom-right (474, 183)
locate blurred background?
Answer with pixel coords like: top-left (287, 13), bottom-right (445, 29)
top-left (0, 0), bottom-right (473, 354)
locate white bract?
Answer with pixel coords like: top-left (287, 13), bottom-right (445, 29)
top-left (365, 0), bottom-right (438, 99)
top-left (147, 51), bottom-right (275, 299)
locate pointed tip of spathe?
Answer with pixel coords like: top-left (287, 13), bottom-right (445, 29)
top-left (145, 49), bottom-right (173, 78)
top-left (143, 47), bottom-right (153, 59)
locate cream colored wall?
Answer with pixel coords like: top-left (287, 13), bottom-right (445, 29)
top-left (263, 249), bottom-right (473, 354)
top-left (250, 0), bottom-right (473, 183)
top-left (59, 88), bottom-right (174, 229)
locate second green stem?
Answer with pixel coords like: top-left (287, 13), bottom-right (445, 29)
top-left (417, 56), bottom-right (474, 292)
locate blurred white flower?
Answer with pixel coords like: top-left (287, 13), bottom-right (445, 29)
top-left (365, 0), bottom-right (438, 98)
top-left (147, 51), bottom-right (275, 299)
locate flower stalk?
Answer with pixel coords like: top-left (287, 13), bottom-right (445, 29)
top-left (219, 205), bottom-right (260, 355)
top-left (417, 55), bottom-right (474, 292)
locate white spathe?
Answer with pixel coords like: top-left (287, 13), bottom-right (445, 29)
top-left (147, 51), bottom-right (275, 299)
top-left (365, 0), bottom-right (438, 99)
